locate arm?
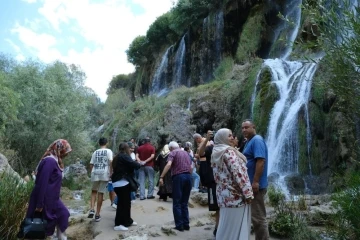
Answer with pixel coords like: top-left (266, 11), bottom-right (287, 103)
top-left (144, 153), bottom-right (155, 163)
top-left (223, 150), bottom-right (253, 201)
top-left (109, 151), bottom-right (114, 175)
top-left (34, 158), bottom-right (55, 210)
top-left (89, 152), bottom-right (95, 173)
top-left (136, 153), bottom-right (141, 162)
top-left (198, 131), bottom-right (213, 156)
top-left (123, 154), bottom-right (141, 170)
top-left (159, 160), bottom-right (173, 185)
top-left (252, 158), bottom-right (265, 193)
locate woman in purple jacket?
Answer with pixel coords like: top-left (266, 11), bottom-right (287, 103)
top-left (26, 139), bottom-right (72, 240)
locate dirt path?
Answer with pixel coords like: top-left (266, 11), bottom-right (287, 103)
top-left (67, 192), bottom-right (279, 240)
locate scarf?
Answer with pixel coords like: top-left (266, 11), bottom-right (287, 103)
top-left (37, 139), bottom-right (72, 171)
top-left (211, 128), bottom-right (247, 164)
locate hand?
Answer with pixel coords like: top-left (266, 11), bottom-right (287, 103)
top-left (245, 198), bottom-right (252, 204)
top-left (35, 207), bottom-right (43, 212)
top-left (159, 178), bottom-right (164, 186)
top-left (252, 182), bottom-right (260, 194)
top-left (206, 130), bottom-right (213, 140)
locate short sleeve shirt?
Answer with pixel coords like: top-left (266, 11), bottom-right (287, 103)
top-left (90, 148), bottom-right (113, 181)
top-left (137, 143), bottom-right (155, 167)
top-left (243, 135), bottom-right (268, 189)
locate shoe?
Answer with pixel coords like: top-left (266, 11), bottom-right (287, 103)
top-left (191, 188), bottom-right (199, 192)
top-left (111, 203), bottom-right (117, 209)
top-left (131, 221), bottom-right (138, 226)
top-left (87, 209), bottom-right (95, 218)
top-left (136, 193), bottom-right (140, 198)
top-left (199, 188), bottom-right (207, 193)
top-left (213, 228), bottom-right (217, 236)
top-left (140, 198), bottom-right (146, 200)
top-left (114, 225), bottom-right (128, 231)
top-left (131, 200), bottom-right (135, 203)
top-left (147, 196), bottom-right (155, 199)
top-left (184, 225), bottom-right (190, 231)
top-left (173, 226), bottom-right (184, 232)
top-left (95, 215), bottom-right (101, 222)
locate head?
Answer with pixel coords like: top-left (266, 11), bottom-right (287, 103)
top-left (127, 142), bottom-right (135, 152)
top-left (118, 142), bottom-right (130, 155)
top-left (233, 136), bottom-right (239, 148)
top-left (184, 142), bottom-right (192, 149)
top-left (144, 137), bottom-right (151, 144)
top-left (168, 141), bottom-right (179, 151)
top-left (241, 119), bottom-right (256, 139)
top-left (129, 138), bottom-right (135, 143)
top-left (193, 133), bottom-right (202, 144)
top-left (214, 128), bottom-right (234, 146)
top-left (99, 137), bottom-right (108, 147)
top-left (41, 139), bottom-right (72, 169)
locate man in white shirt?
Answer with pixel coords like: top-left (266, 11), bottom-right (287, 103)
top-left (88, 137), bottom-right (113, 222)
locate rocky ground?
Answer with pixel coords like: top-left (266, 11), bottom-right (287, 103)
top-left (65, 191), bottom-right (284, 240)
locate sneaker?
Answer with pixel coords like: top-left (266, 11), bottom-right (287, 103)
top-left (87, 209), bottom-right (95, 218)
top-left (147, 196), bottom-right (155, 199)
top-left (140, 198), bottom-right (146, 200)
top-left (95, 215), bottom-right (101, 222)
top-left (111, 203), bottom-right (117, 209)
top-left (131, 221), bottom-right (138, 226)
top-left (191, 188), bottom-right (199, 192)
top-left (114, 225), bottom-right (128, 231)
top-left (131, 200), bottom-right (135, 204)
top-left (184, 225), bottom-right (190, 231)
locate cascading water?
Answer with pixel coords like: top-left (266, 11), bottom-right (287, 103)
top-left (151, 45), bottom-right (173, 94)
top-left (173, 35), bottom-right (186, 88)
top-left (265, 59), bottom-right (318, 174)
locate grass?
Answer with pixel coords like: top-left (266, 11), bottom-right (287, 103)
top-left (0, 171), bottom-right (33, 240)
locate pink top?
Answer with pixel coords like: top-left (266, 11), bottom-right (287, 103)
top-left (167, 149), bottom-right (192, 176)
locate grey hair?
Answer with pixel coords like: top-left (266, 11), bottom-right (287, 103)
top-left (185, 142), bottom-right (192, 148)
top-left (168, 141), bottom-right (179, 149)
top-left (193, 133), bottom-right (202, 139)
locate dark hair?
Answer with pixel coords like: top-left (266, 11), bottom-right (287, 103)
top-left (99, 137), bottom-right (108, 146)
top-left (118, 142), bottom-right (129, 154)
top-left (144, 138), bottom-right (150, 143)
top-left (184, 146), bottom-right (190, 152)
top-left (242, 119), bottom-right (255, 125)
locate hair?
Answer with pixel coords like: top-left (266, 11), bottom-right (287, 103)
top-left (184, 146), bottom-right (190, 152)
top-left (168, 141), bottom-right (179, 149)
top-left (242, 119), bottom-right (255, 126)
top-left (193, 133), bottom-right (202, 139)
top-left (144, 138), bottom-right (150, 143)
top-left (184, 141), bottom-right (192, 148)
top-left (118, 142), bottom-right (129, 154)
top-left (99, 137), bottom-right (108, 146)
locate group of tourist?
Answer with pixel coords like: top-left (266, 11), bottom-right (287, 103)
top-left (21, 119), bottom-right (269, 240)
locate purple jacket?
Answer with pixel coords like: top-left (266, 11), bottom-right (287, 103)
top-left (26, 156), bottom-right (69, 236)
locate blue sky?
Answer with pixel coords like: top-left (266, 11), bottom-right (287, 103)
top-left (0, 0), bottom-right (175, 100)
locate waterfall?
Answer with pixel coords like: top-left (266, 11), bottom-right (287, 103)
top-left (214, 10), bottom-right (224, 64)
top-left (265, 59), bottom-right (317, 174)
top-left (280, 0), bottom-right (302, 59)
top-left (151, 45), bottom-right (173, 94)
top-left (305, 104), bottom-right (313, 175)
top-left (173, 35), bottom-right (186, 88)
top-left (250, 71), bottom-right (262, 118)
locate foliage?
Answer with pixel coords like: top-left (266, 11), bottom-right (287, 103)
top-left (329, 171), bottom-right (360, 239)
top-left (0, 56), bottom-right (99, 174)
top-left (303, 0), bottom-right (360, 116)
top-left (236, 4), bottom-right (265, 64)
top-left (106, 73), bottom-right (133, 95)
top-left (126, 36), bottom-right (150, 67)
top-left (267, 185), bottom-right (286, 207)
top-left (213, 57), bottom-right (234, 81)
top-left (268, 186), bottom-right (320, 239)
top-left (0, 172), bottom-right (34, 240)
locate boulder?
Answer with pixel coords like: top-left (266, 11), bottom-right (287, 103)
top-left (190, 192), bottom-right (208, 206)
top-left (268, 172), bottom-right (280, 185)
top-left (64, 163), bottom-right (89, 188)
top-left (0, 152), bottom-right (23, 180)
top-left (284, 173), bottom-right (305, 195)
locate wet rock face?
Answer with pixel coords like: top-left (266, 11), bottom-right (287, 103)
top-left (284, 173), bottom-right (306, 195)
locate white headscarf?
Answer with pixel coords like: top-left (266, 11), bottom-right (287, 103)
top-left (211, 128), bottom-right (247, 164)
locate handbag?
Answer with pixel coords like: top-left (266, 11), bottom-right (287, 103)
top-left (124, 174), bottom-right (139, 192)
top-left (17, 212), bottom-right (47, 239)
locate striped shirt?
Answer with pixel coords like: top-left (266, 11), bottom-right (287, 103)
top-left (167, 149), bottom-right (192, 176)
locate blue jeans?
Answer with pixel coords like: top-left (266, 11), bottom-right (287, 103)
top-left (192, 169), bottom-right (200, 189)
top-left (138, 166), bottom-right (155, 199)
top-left (172, 173), bottom-right (192, 228)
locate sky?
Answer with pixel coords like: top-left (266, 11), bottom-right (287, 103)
top-left (0, 0), bottom-right (176, 101)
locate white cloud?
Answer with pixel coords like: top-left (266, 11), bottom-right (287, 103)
top-left (5, 39), bottom-right (26, 62)
top-left (13, 0), bottom-right (175, 101)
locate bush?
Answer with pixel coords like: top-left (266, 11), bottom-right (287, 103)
top-left (267, 185), bottom-right (286, 207)
top-left (0, 172), bottom-right (33, 240)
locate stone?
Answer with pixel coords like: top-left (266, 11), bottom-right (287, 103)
top-left (190, 192), bottom-right (208, 206)
top-left (0, 152), bottom-right (23, 181)
top-left (284, 173), bottom-right (305, 195)
top-left (268, 172), bottom-right (280, 185)
top-left (63, 162), bottom-right (89, 187)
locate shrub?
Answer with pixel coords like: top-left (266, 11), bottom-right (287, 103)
top-left (0, 172), bottom-right (33, 240)
top-left (267, 185), bottom-right (286, 207)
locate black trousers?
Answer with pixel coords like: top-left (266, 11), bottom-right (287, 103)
top-left (114, 184), bottom-right (133, 227)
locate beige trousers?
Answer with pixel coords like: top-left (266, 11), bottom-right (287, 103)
top-left (251, 188), bottom-right (269, 240)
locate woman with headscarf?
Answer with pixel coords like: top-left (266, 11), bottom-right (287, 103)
top-left (211, 129), bottom-right (254, 240)
top-left (156, 144), bottom-right (172, 201)
top-left (26, 139), bottom-right (72, 240)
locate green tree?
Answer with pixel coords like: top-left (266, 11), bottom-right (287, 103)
top-left (126, 36), bottom-right (150, 67)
